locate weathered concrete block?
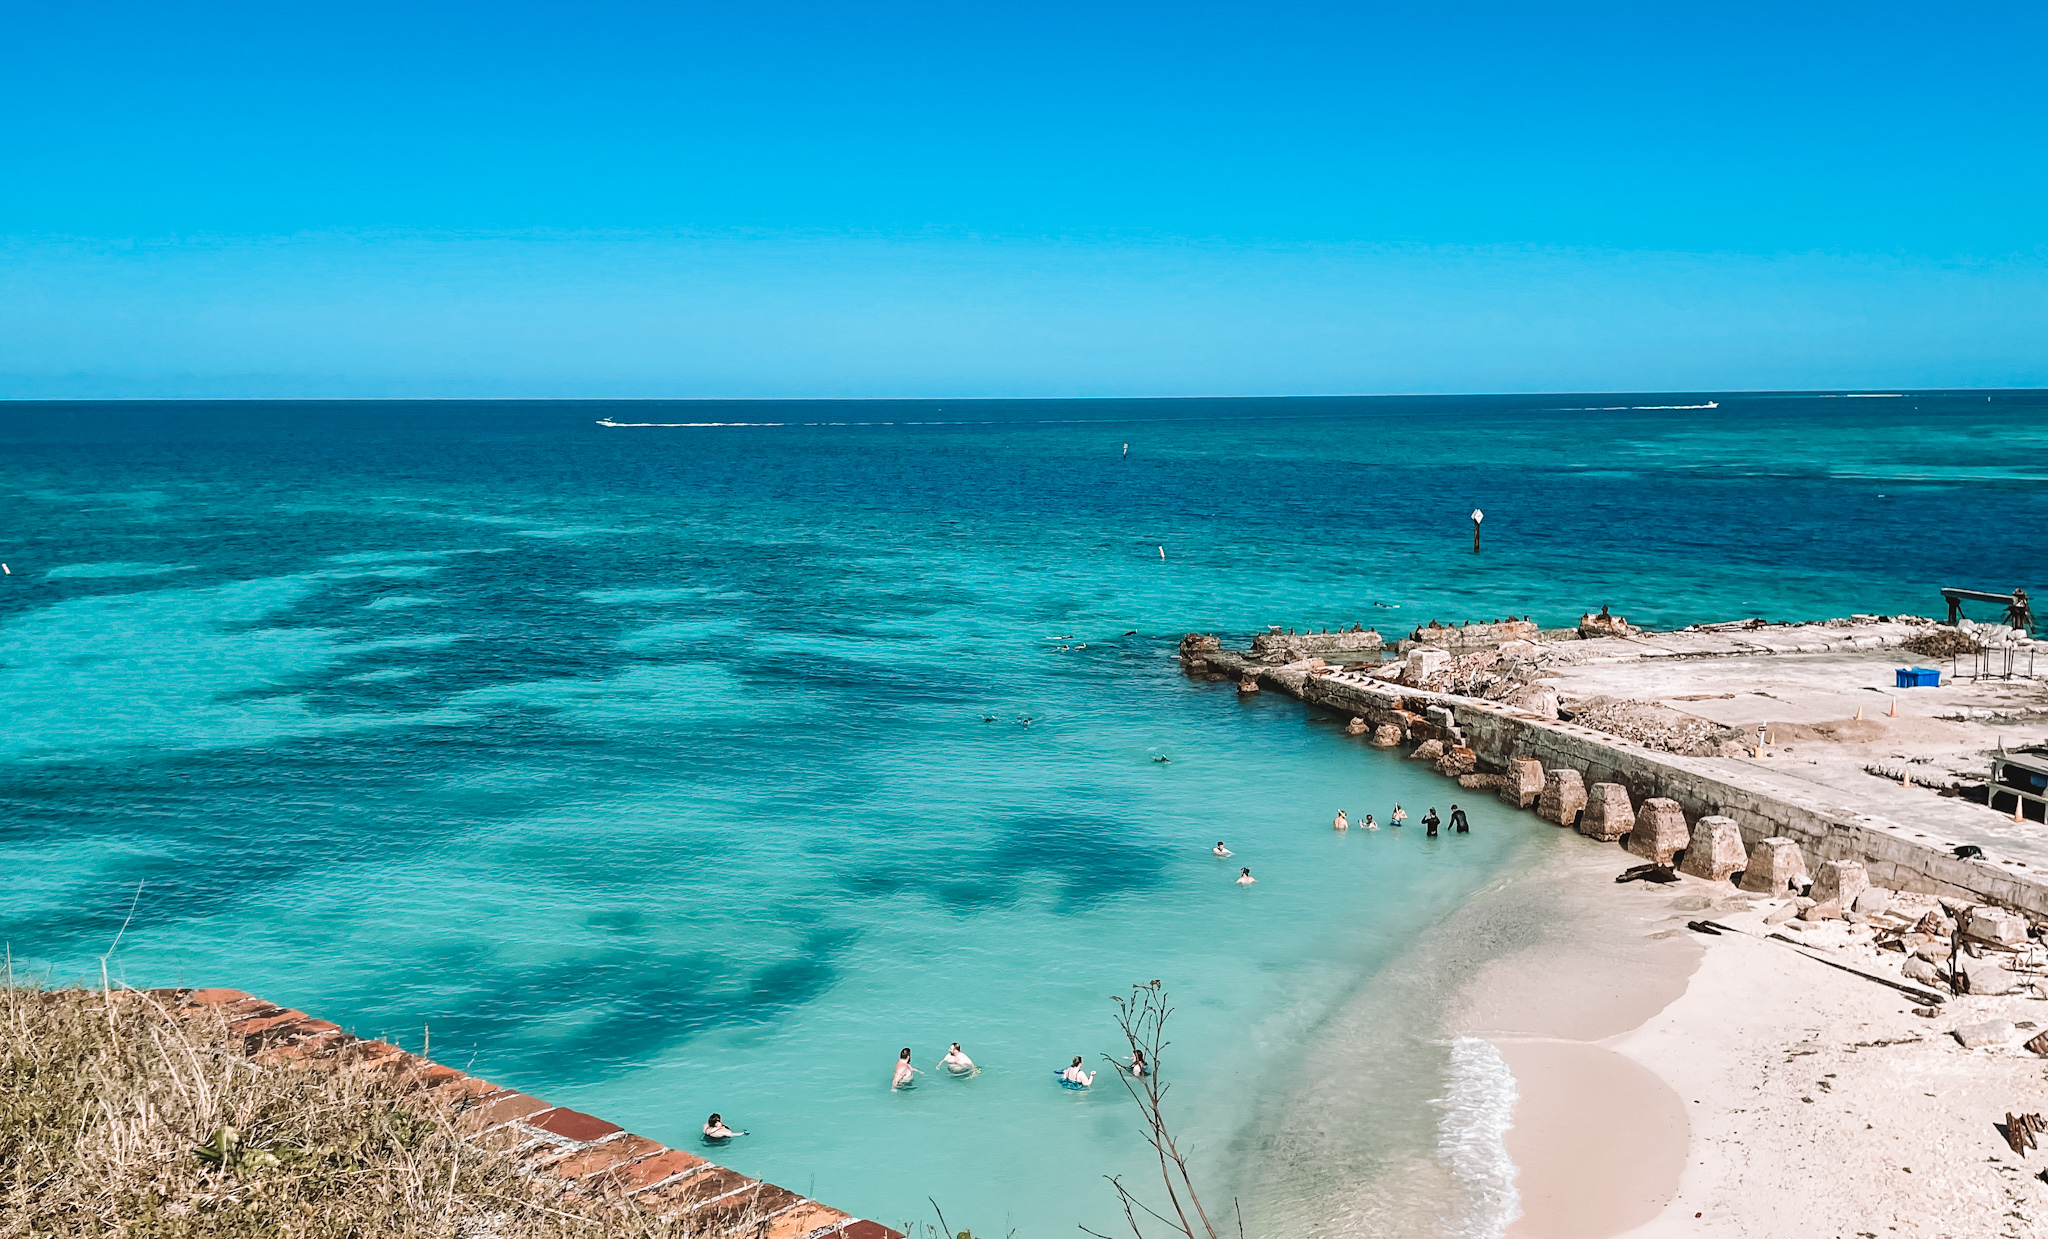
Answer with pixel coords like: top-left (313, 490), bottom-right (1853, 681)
top-left (1497, 758), bottom-right (1545, 809)
top-left (1577, 782), bottom-right (1634, 842)
top-left (1459, 772), bottom-right (1506, 790)
top-left (1626, 799), bottom-right (1690, 863)
top-left (1960, 955), bottom-right (2021, 996)
top-left (1434, 746), bottom-right (1477, 778)
top-left (1370, 723), bottom-right (1404, 747)
top-left (1409, 738), bottom-right (1444, 763)
top-left (1345, 716), bottom-right (1368, 736)
top-left (1901, 955), bottom-right (1941, 985)
top-left (1953, 1018), bottom-right (2016, 1049)
top-left (1405, 647), bottom-right (1449, 682)
top-left (1738, 837), bottom-right (1809, 894)
top-left (1964, 906), bottom-right (2028, 946)
top-left (1536, 768), bottom-right (1587, 827)
top-left (1851, 887), bottom-right (1890, 916)
top-left (1679, 816), bottom-right (1748, 882)
top-left (1810, 860), bottom-right (1870, 907)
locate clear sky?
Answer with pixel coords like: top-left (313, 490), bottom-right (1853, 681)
top-left (3, 1), bottom-right (2043, 398)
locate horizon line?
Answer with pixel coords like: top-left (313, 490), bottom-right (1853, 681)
top-left (1, 387), bottom-right (2037, 404)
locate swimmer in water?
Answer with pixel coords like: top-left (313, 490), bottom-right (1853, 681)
top-left (938, 1042), bottom-right (977, 1074)
top-left (703, 1113), bottom-right (744, 1142)
top-left (1450, 803), bottom-right (1470, 834)
top-left (1423, 807), bottom-right (1441, 837)
top-left (1236, 867), bottom-right (1257, 885)
top-left (1391, 804), bottom-right (1407, 828)
top-left (1363, 813), bottom-right (1378, 831)
top-left (1059, 1056), bottom-right (1096, 1087)
top-left (892, 1047), bottom-right (920, 1089)
top-left (1126, 1047), bottom-right (1149, 1078)
top-left (1213, 841), bottom-right (1233, 857)
top-left (1333, 809), bottom-right (1349, 831)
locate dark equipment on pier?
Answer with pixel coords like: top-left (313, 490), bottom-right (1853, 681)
top-left (1941, 586), bottom-right (2034, 634)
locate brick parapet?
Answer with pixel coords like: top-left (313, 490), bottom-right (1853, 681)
top-left (157, 988), bottom-right (899, 1239)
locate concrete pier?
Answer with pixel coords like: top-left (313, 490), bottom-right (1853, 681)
top-left (1186, 621), bottom-right (2048, 918)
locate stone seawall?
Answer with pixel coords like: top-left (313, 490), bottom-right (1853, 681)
top-left (169, 987), bottom-right (900, 1239)
top-left (1206, 652), bottom-right (2048, 919)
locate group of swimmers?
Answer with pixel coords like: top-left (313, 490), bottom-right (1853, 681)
top-left (890, 1042), bottom-right (1146, 1091)
top-left (1331, 803), bottom-right (1469, 836)
top-left (702, 802), bottom-right (1478, 1144)
top-left (1209, 801), bottom-right (1476, 887)
top-left (702, 1039), bottom-right (1140, 1144)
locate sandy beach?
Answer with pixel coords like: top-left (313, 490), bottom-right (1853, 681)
top-left (1469, 841), bottom-right (2048, 1239)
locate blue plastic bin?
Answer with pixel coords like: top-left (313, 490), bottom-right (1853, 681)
top-left (1895, 667), bottom-right (1940, 688)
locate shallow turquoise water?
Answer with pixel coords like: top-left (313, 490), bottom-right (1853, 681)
top-left (3, 394), bottom-right (2043, 1235)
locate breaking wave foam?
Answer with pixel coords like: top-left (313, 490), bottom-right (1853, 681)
top-left (1435, 1036), bottom-right (1521, 1239)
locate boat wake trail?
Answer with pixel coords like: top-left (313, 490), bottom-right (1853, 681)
top-left (596, 419), bottom-right (789, 427)
top-left (1435, 1037), bottom-right (1521, 1239)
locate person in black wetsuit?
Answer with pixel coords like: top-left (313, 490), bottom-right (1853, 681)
top-left (1449, 804), bottom-right (1470, 833)
top-left (1423, 807), bottom-right (1441, 836)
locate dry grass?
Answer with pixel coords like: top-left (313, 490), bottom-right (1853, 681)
top-left (1, 986), bottom-right (757, 1239)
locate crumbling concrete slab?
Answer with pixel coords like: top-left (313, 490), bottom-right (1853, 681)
top-left (1627, 798), bottom-right (1691, 863)
top-left (1498, 758), bottom-right (1544, 809)
top-left (1578, 782), bottom-right (1634, 842)
top-left (1739, 837), bottom-right (1809, 894)
top-left (1537, 768), bottom-right (1587, 827)
top-left (1680, 816), bottom-right (1748, 882)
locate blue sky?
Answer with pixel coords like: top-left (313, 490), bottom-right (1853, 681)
top-left (3, 1), bottom-right (2043, 397)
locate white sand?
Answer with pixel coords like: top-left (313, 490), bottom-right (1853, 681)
top-left (1469, 841), bottom-right (2048, 1239)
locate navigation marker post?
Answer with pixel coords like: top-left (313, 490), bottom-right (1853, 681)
top-left (1471, 509), bottom-right (1484, 553)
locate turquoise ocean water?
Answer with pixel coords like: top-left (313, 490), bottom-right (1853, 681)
top-left (3, 393), bottom-right (2045, 1237)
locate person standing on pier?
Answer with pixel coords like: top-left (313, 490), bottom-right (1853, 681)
top-left (1423, 807), bottom-right (1441, 836)
top-left (1449, 804), bottom-right (1470, 833)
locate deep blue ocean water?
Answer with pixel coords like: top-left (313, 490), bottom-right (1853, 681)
top-left (3, 393), bottom-right (2044, 1236)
